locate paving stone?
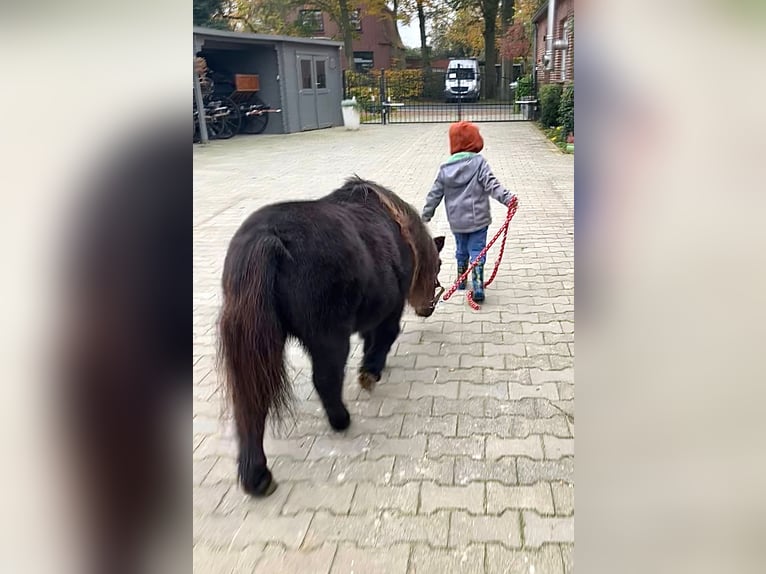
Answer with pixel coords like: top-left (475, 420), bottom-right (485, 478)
top-left (517, 458), bottom-right (574, 485)
top-left (557, 382), bottom-right (575, 400)
top-left (454, 457), bottom-right (517, 485)
top-left (509, 382), bottom-right (560, 400)
top-left (506, 355), bottom-right (553, 369)
top-left (459, 382), bottom-right (509, 400)
top-left (420, 483), bottom-right (484, 514)
top-left (484, 342), bottom-right (525, 356)
top-left (523, 512), bottom-right (575, 547)
top-left (410, 381), bottom-right (459, 399)
top-left (427, 435), bottom-right (484, 459)
top-left (484, 368), bottom-right (532, 384)
top-left (459, 354), bottom-right (506, 369)
top-left (254, 543), bottom-right (336, 574)
top-left (486, 435), bottom-right (544, 460)
top-left (303, 512), bottom-right (378, 548)
top-left (377, 511), bottom-right (450, 547)
top-left (379, 397), bottom-right (433, 416)
top-left (216, 482), bottom-right (292, 518)
top-left (367, 435), bottom-right (427, 459)
top-left (449, 511), bottom-right (522, 548)
top-left (551, 481), bottom-right (574, 516)
top-left (270, 457), bottom-right (334, 482)
top-left (194, 544), bottom-right (265, 573)
top-left (487, 483), bottom-right (554, 515)
top-left (261, 436), bottom-right (315, 458)
top-left (307, 435), bottom-right (371, 460)
top-left (194, 483), bottom-right (230, 516)
top-left (330, 456), bottom-right (395, 485)
top-left (485, 397), bottom-right (537, 417)
top-left (392, 456), bottom-right (454, 485)
top-left (434, 368), bottom-right (483, 383)
top-left (401, 414), bottom-right (458, 437)
top-left (433, 396), bottom-right (485, 417)
top-left (457, 414), bottom-right (514, 437)
top-left (409, 545), bottom-right (484, 574)
top-left (416, 354), bottom-right (460, 368)
top-left (331, 543), bottom-right (411, 573)
top-left (530, 368), bottom-right (574, 384)
top-left (387, 368), bottom-right (437, 384)
top-left (283, 483), bottom-right (355, 514)
top-left (561, 543), bottom-right (574, 573)
top-left (485, 544), bottom-right (565, 574)
top-left (511, 415), bottom-right (571, 438)
top-left (543, 436), bottom-right (575, 459)
top-left (550, 355), bottom-right (574, 369)
top-left (397, 342), bottom-right (443, 356)
top-left (351, 483), bottom-right (420, 514)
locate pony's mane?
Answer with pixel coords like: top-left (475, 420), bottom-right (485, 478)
top-left (340, 176), bottom-right (438, 309)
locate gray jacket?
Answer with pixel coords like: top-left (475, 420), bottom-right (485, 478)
top-left (421, 153), bottom-right (515, 234)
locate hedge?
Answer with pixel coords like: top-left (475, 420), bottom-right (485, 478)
top-left (558, 84), bottom-right (574, 138)
top-left (539, 83), bottom-right (563, 128)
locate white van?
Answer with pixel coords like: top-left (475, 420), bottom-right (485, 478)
top-left (444, 59), bottom-right (481, 103)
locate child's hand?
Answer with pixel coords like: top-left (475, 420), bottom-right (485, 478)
top-left (507, 195), bottom-right (519, 209)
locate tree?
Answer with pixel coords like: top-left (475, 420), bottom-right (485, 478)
top-left (448, 0), bottom-right (501, 98)
top-left (399, 0), bottom-right (449, 69)
top-left (499, 23), bottom-right (528, 60)
top-left (431, 6), bottom-right (484, 57)
top-left (193, 0), bottom-right (229, 29)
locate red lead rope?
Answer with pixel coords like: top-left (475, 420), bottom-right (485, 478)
top-left (442, 200), bottom-right (518, 310)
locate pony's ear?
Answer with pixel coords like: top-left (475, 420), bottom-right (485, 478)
top-left (434, 236), bottom-right (445, 252)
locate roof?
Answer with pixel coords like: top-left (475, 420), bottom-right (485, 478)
top-left (532, 2), bottom-right (549, 23)
top-left (193, 26), bottom-right (343, 48)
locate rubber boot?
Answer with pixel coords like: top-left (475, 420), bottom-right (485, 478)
top-left (472, 263), bottom-right (485, 302)
top-left (457, 259), bottom-right (468, 290)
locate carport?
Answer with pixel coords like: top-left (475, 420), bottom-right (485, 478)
top-left (193, 27), bottom-right (343, 137)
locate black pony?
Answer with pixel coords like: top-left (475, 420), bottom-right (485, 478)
top-left (218, 177), bottom-right (445, 496)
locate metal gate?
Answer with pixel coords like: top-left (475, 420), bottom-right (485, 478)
top-left (343, 67), bottom-right (538, 125)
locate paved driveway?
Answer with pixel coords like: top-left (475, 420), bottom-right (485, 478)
top-left (194, 123), bottom-right (574, 573)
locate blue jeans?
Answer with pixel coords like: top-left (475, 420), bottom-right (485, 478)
top-left (454, 227), bottom-right (488, 266)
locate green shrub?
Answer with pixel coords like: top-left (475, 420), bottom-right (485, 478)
top-left (539, 83), bottom-right (563, 128)
top-left (558, 83), bottom-right (574, 138)
top-left (515, 75), bottom-right (534, 100)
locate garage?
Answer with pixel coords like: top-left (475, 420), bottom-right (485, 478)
top-left (194, 27), bottom-right (344, 137)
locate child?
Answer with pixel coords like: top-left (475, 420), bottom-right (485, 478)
top-left (421, 121), bottom-right (518, 302)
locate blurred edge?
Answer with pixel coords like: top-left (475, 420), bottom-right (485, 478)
top-left (577, 1), bottom-right (766, 574)
top-left (0, 1), bottom-right (189, 573)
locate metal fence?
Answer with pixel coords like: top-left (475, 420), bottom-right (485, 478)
top-left (343, 67), bottom-right (538, 125)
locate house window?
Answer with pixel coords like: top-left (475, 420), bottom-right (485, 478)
top-left (353, 51), bottom-right (374, 72)
top-left (300, 9), bottom-right (324, 33)
top-left (350, 9), bottom-right (362, 32)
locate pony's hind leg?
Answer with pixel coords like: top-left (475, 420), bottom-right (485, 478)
top-left (359, 308), bottom-right (403, 390)
top-left (238, 408), bottom-right (277, 496)
top-left (307, 337), bottom-right (351, 431)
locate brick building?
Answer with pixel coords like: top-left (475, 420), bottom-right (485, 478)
top-left (533, 0), bottom-right (574, 85)
top-left (296, 6), bottom-right (405, 71)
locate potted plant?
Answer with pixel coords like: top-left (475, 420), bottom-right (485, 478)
top-left (341, 96), bottom-right (361, 131)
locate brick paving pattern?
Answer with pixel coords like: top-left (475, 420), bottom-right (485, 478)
top-left (194, 123), bottom-right (573, 573)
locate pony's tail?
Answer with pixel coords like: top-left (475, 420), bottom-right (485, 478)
top-left (217, 236), bottom-right (292, 441)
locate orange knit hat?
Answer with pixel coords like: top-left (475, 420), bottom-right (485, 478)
top-left (449, 121), bottom-right (484, 154)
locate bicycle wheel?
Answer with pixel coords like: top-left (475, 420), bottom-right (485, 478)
top-left (243, 112), bottom-right (269, 134)
top-left (218, 96), bottom-right (241, 139)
